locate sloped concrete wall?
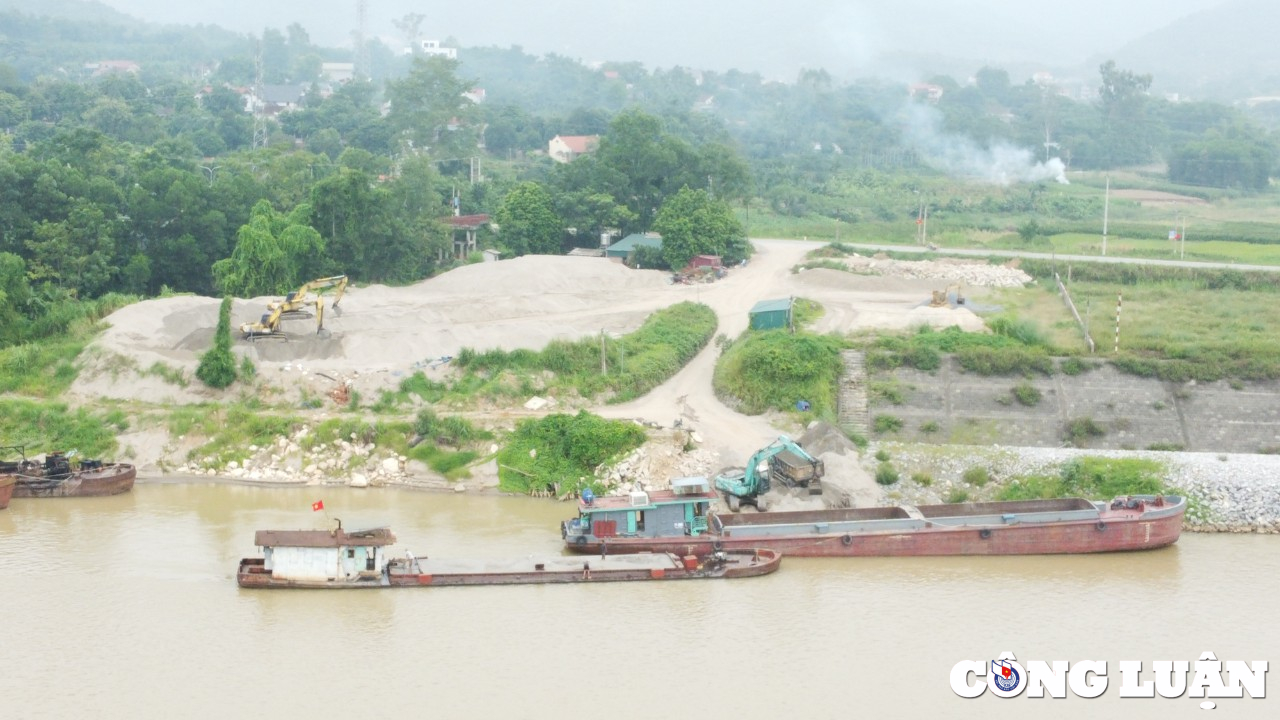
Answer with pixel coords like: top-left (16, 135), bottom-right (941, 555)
top-left (876, 358), bottom-right (1280, 454)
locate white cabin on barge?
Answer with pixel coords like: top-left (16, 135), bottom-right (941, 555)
top-left (254, 527), bottom-right (396, 583)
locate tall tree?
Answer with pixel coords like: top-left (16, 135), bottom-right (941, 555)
top-left (385, 56), bottom-right (479, 158)
top-left (653, 187), bottom-right (747, 269)
top-left (212, 200), bottom-right (325, 297)
top-left (495, 182), bottom-right (563, 256)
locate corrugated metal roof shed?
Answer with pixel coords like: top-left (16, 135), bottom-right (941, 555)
top-left (604, 233), bottom-right (663, 258)
top-left (749, 297), bottom-right (793, 330)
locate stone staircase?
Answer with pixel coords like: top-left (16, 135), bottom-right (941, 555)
top-left (837, 350), bottom-right (869, 436)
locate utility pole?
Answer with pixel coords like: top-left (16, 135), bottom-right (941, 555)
top-left (1180, 215), bottom-right (1187, 260)
top-left (599, 329), bottom-right (607, 375)
top-left (252, 38), bottom-right (266, 150)
top-left (356, 0), bottom-right (371, 81)
top-left (1102, 176), bottom-right (1110, 256)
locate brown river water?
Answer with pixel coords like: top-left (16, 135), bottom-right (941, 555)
top-left (0, 481), bottom-right (1275, 720)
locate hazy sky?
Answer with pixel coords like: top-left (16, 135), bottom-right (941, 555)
top-left (98, 0), bottom-right (1227, 78)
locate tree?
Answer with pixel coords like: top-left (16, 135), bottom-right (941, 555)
top-left (212, 200), bottom-right (325, 297)
top-left (495, 182), bottom-right (563, 256)
top-left (0, 251), bottom-right (32, 345)
top-left (385, 56), bottom-right (479, 157)
top-left (653, 187), bottom-right (747, 269)
top-left (1168, 128), bottom-right (1276, 190)
top-left (1097, 60), bottom-right (1155, 168)
top-left (196, 296), bottom-right (238, 389)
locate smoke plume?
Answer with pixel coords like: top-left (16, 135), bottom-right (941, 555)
top-left (899, 102), bottom-right (1068, 185)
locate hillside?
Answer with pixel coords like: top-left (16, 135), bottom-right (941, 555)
top-left (1107, 0), bottom-right (1280, 100)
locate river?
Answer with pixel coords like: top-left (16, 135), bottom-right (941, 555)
top-left (1, 482), bottom-right (1274, 719)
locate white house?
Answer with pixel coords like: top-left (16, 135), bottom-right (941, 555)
top-left (254, 527), bottom-right (396, 582)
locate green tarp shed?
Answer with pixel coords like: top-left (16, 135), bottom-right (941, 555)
top-left (749, 297), bottom-right (793, 330)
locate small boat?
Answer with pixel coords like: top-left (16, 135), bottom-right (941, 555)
top-left (0, 447), bottom-right (136, 498)
top-left (560, 478), bottom-right (1185, 557)
top-left (236, 523), bottom-right (781, 589)
top-left (0, 475), bottom-right (14, 510)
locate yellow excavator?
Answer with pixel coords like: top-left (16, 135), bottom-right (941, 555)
top-left (269, 275), bottom-right (349, 317)
top-left (240, 297), bottom-right (327, 339)
top-left (930, 284), bottom-right (965, 307)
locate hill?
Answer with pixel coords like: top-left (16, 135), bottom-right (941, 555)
top-left (1106, 0), bottom-right (1280, 100)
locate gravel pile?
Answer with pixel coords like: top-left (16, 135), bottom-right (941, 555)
top-left (843, 255), bottom-right (1033, 287)
top-left (871, 444), bottom-right (1280, 534)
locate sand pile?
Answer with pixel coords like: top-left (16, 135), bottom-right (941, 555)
top-left (73, 256), bottom-right (683, 402)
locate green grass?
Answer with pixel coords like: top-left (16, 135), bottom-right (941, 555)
top-left (495, 411), bottom-right (646, 495)
top-left (999, 457), bottom-right (1169, 501)
top-left (0, 398), bottom-right (126, 457)
top-left (451, 302), bottom-right (717, 405)
top-left (713, 329), bottom-right (848, 418)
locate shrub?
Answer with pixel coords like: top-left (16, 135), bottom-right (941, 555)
top-left (919, 420), bottom-right (940, 434)
top-left (874, 448), bottom-right (891, 462)
top-left (496, 411), bottom-right (646, 494)
top-left (875, 462), bottom-right (899, 485)
top-left (1012, 382), bottom-right (1042, 407)
top-left (1064, 417), bottom-right (1106, 447)
top-left (196, 297), bottom-right (238, 389)
top-left (873, 414), bottom-right (903, 433)
top-left (945, 488), bottom-right (971, 503)
top-left (911, 472), bottom-right (934, 487)
top-left (1060, 357), bottom-right (1091, 376)
top-left (963, 466), bottom-right (991, 487)
top-left (715, 330), bottom-right (845, 416)
top-left (904, 345), bottom-right (941, 372)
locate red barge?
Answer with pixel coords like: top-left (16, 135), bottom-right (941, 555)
top-left (1, 447), bottom-right (136, 498)
top-left (237, 525), bottom-right (780, 589)
top-left (561, 478), bottom-right (1185, 557)
top-left (0, 475), bottom-right (14, 509)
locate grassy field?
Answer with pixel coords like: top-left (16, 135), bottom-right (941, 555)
top-left (744, 169), bottom-right (1280, 267)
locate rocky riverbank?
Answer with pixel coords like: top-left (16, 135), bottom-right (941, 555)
top-left (872, 443), bottom-right (1280, 534)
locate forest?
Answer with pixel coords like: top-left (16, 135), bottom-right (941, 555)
top-left (1, 4), bottom-right (1277, 349)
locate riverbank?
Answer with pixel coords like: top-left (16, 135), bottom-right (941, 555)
top-left (133, 438), bottom-right (1280, 535)
top-left (873, 443), bottom-right (1280, 534)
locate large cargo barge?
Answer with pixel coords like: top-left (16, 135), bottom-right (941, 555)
top-left (237, 525), bottom-right (781, 589)
top-left (561, 478), bottom-right (1185, 557)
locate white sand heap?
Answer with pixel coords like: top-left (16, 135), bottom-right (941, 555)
top-left (73, 256), bottom-right (681, 401)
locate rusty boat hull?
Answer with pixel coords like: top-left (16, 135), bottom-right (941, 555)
top-left (564, 496), bottom-right (1186, 558)
top-left (0, 475), bottom-right (14, 509)
top-left (237, 548), bottom-right (781, 589)
top-left (9, 463), bottom-right (137, 498)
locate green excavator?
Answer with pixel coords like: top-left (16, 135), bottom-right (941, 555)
top-left (714, 436), bottom-right (825, 512)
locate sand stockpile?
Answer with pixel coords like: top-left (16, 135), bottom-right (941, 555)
top-left (73, 256), bottom-right (683, 402)
top-left (782, 268), bottom-right (988, 334)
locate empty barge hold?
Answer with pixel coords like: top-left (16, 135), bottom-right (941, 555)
top-left (561, 479), bottom-right (1185, 557)
top-left (236, 525), bottom-right (780, 589)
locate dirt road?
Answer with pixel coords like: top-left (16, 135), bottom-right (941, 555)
top-left (595, 239), bottom-right (823, 466)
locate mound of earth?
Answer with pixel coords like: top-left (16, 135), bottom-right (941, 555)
top-left (73, 256), bottom-right (683, 403)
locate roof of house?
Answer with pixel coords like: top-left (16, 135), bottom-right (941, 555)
top-left (553, 135), bottom-right (600, 153)
top-left (254, 528), bottom-right (397, 548)
top-left (260, 84), bottom-right (306, 104)
top-left (442, 214), bottom-right (491, 229)
top-left (606, 233), bottom-right (663, 254)
top-left (567, 247), bottom-right (606, 257)
top-left (750, 297), bottom-right (794, 315)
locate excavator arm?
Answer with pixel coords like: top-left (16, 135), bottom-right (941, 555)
top-left (714, 436), bottom-right (818, 511)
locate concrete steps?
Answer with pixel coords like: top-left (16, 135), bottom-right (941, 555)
top-left (838, 350), bottom-right (870, 436)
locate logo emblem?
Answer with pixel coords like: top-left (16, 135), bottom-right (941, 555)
top-left (992, 659), bottom-right (1020, 692)
top-left (986, 652), bottom-right (1028, 697)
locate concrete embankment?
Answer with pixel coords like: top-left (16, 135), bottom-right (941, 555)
top-left (873, 444), bottom-right (1280, 534)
